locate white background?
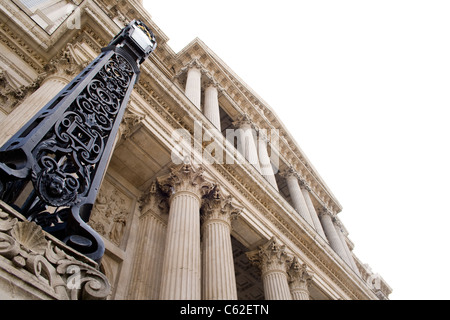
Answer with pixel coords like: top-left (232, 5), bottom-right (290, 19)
top-left (143, 0), bottom-right (450, 300)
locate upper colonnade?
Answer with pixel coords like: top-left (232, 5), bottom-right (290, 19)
top-left (0, 0), bottom-right (391, 300)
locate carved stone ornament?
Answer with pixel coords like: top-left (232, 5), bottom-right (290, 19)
top-left (89, 180), bottom-right (131, 246)
top-left (118, 107), bottom-right (145, 142)
top-left (287, 257), bottom-right (313, 290)
top-left (280, 166), bottom-right (300, 180)
top-left (0, 69), bottom-right (46, 114)
top-left (201, 185), bottom-right (242, 227)
top-left (156, 161), bottom-right (215, 201)
top-left (246, 236), bottom-right (291, 276)
top-left (139, 181), bottom-right (169, 217)
top-left (232, 113), bottom-right (256, 129)
top-left (0, 202), bottom-right (111, 300)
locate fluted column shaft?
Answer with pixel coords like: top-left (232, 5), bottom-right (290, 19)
top-left (263, 270), bottom-right (292, 300)
top-left (202, 219), bottom-right (236, 299)
top-left (185, 67), bottom-right (202, 110)
top-left (290, 284), bottom-right (310, 300)
top-left (0, 74), bottom-right (69, 145)
top-left (158, 164), bottom-right (214, 300)
top-left (300, 186), bottom-right (327, 241)
top-left (160, 192), bottom-right (201, 299)
top-left (236, 121), bottom-right (262, 173)
top-left (129, 213), bottom-right (166, 299)
top-left (202, 190), bottom-right (240, 300)
top-left (284, 173), bottom-right (314, 227)
top-left (319, 210), bottom-right (349, 262)
top-left (204, 84), bottom-right (221, 130)
top-left (257, 133), bottom-right (279, 190)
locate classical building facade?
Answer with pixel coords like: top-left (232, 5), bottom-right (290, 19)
top-left (0, 0), bottom-right (391, 300)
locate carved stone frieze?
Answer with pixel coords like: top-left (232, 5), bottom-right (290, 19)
top-left (0, 202), bottom-right (111, 300)
top-left (89, 180), bottom-right (132, 246)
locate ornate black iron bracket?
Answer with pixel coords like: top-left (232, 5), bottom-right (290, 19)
top-left (0, 20), bottom-right (157, 263)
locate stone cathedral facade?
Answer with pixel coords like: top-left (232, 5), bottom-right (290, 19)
top-left (0, 0), bottom-right (391, 300)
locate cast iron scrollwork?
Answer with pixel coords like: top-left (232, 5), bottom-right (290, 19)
top-left (30, 53), bottom-right (132, 209)
top-left (0, 20), bottom-right (157, 263)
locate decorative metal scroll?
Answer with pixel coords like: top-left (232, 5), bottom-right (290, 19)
top-left (0, 20), bottom-right (156, 263)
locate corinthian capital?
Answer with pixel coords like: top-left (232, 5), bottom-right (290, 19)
top-left (156, 161), bottom-right (215, 201)
top-left (280, 166), bottom-right (300, 180)
top-left (232, 113), bottom-right (256, 129)
top-left (201, 186), bottom-right (242, 227)
top-left (287, 257), bottom-right (313, 289)
top-left (318, 206), bottom-right (334, 219)
top-left (44, 43), bottom-right (86, 80)
top-left (246, 236), bottom-right (291, 276)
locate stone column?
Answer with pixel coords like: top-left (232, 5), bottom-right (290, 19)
top-left (247, 237), bottom-right (292, 300)
top-left (319, 208), bottom-right (349, 263)
top-left (233, 114), bottom-right (262, 173)
top-left (334, 219), bottom-right (361, 276)
top-left (157, 163), bottom-right (214, 300)
top-left (204, 82), bottom-right (221, 130)
top-left (0, 50), bottom-right (83, 145)
top-left (185, 65), bottom-right (202, 110)
top-left (299, 181), bottom-right (327, 241)
top-left (201, 187), bottom-right (241, 300)
top-left (0, 74), bottom-right (70, 145)
top-left (287, 258), bottom-right (313, 300)
top-left (281, 168), bottom-right (314, 227)
top-left (257, 130), bottom-right (279, 190)
top-left (127, 182), bottom-right (169, 299)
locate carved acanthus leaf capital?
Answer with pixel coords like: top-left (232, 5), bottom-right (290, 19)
top-left (287, 257), bottom-right (313, 290)
top-left (118, 107), bottom-right (145, 141)
top-left (280, 166), bottom-right (300, 180)
top-left (318, 206), bottom-right (334, 219)
top-left (232, 113), bottom-right (257, 130)
top-left (45, 44), bottom-right (85, 80)
top-left (157, 162), bottom-right (215, 201)
top-left (299, 178), bottom-right (312, 191)
top-left (201, 186), bottom-right (242, 227)
top-left (139, 181), bottom-right (169, 218)
top-left (246, 236), bottom-right (291, 276)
